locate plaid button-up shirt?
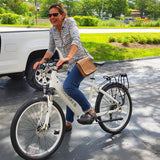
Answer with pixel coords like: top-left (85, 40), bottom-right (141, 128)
top-left (47, 17), bottom-right (92, 71)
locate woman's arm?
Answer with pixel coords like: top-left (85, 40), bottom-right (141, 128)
top-left (56, 44), bottom-right (78, 68)
top-left (56, 18), bottom-right (80, 68)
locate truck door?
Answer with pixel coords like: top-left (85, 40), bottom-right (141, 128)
top-left (0, 35), bottom-right (1, 54)
top-left (0, 32), bottom-right (19, 74)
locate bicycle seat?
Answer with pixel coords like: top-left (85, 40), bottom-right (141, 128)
top-left (94, 61), bottom-right (105, 67)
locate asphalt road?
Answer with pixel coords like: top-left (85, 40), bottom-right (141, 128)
top-left (0, 57), bottom-right (160, 160)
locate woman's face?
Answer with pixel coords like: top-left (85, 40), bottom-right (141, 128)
top-left (48, 8), bottom-right (65, 27)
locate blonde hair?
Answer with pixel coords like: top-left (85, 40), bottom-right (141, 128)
top-left (49, 3), bottom-right (68, 18)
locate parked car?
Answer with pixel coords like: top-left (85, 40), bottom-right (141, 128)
top-left (100, 17), bottom-right (109, 21)
top-left (124, 18), bottom-right (133, 24)
top-left (104, 17), bottom-right (109, 20)
top-left (0, 29), bottom-right (63, 90)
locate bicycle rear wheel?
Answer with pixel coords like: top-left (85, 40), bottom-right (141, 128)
top-left (10, 97), bottom-right (65, 160)
top-left (95, 83), bottom-right (132, 134)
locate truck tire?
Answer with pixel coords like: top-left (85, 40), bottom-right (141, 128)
top-left (26, 58), bottom-right (52, 90)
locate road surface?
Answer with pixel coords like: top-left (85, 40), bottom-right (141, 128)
top-left (0, 57), bottom-right (160, 160)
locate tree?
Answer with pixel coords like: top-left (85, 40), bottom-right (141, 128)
top-left (62, 0), bottom-right (80, 16)
top-left (15, 2), bottom-right (30, 16)
top-left (80, 0), bottom-right (94, 16)
top-left (127, 0), bottom-right (135, 9)
top-left (145, 0), bottom-right (160, 19)
top-left (91, 0), bottom-right (104, 17)
top-left (135, 0), bottom-right (160, 18)
top-left (39, 0), bottom-right (59, 17)
top-left (105, 0), bottom-right (129, 17)
top-left (135, 0), bottom-right (148, 17)
top-left (5, 0), bottom-right (23, 12)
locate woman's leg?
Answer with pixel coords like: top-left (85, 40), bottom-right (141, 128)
top-left (63, 65), bottom-right (91, 123)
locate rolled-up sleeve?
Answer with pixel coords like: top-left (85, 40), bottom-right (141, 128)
top-left (46, 28), bottom-right (56, 55)
top-left (68, 18), bottom-right (81, 48)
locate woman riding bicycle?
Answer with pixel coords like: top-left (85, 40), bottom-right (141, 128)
top-left (33, 3), bottom-right (96, 132)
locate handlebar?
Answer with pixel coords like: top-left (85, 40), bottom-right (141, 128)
top-left (38, 58), bottom-right (68, 71)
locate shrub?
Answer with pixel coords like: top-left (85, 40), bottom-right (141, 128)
top-left (153, 37), bottom-right (159, 44)
top-left (122, 38), bottom-right (130, 46)
top-left (117, 37), bottom-right (123, 43)
top-left (98, 19), bottom-right (117, 27)
top-left (138, 36), bottom-right (147, 44)
top-left (109, 36), bottom-right (116, 42)
top-left (73, 16), bottom-right (81, 26)
top-left (129, 37), bottom-right (135, 43)
top-left (155, 20), bottom-right (160, 27)
top-left (129, 20), bottom-right (160, 27)
top-left (23, 16), bottom-right (30, 25)
top-left (30, 17), bottom-right (35, 25)
top-left (146, 36), bottom-right (153, 44)
top-left (0, 7), bottom-right (5, 14)
top-left (81, 16), bottom-right (98, 26)
top-left (1, 13), bottom-right (20, 24)
top-left (131, 35), bottom-right (140, 42)
top-left (73, 16), bottom-right (98, 26)
top-left (107, 33), bottom-right (160, 45)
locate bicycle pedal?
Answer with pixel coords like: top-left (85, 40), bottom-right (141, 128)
top-left (77, 117), bottom-right (94, 125)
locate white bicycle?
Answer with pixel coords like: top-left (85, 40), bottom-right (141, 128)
top-left (10, 58), bottom-right (132, 160)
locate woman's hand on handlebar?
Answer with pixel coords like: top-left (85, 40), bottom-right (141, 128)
top-left (56, 57), bottom-right (70, 69)
top-left (33, 61), bottom-right (42, 70)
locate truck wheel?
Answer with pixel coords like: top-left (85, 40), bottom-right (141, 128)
top-left (26, 58), bottom-right (52, 90)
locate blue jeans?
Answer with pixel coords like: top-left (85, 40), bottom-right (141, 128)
top-left (63, 65), bottom-right (91, 123)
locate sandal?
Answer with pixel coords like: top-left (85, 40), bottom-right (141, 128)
top-left (65, 123), bottom-right (72, 132)
top-left (77, 111), bottom-right (96, 125)
top-left (53, 123), bottom-right (72, 134)
top-left (65, 125), bottom-right (72, 132)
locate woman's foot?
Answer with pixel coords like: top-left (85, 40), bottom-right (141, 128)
top-left (77, 108), bottom-right (96, 125)
top-left (65, 122), bottom-right (72, 132)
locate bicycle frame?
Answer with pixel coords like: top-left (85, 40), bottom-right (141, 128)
top-left (44, 67), bottom-right (120, 123)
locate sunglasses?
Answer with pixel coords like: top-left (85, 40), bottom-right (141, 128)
top-left (47, 13), bottom-right (59, 18)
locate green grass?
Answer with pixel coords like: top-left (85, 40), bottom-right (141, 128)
top-left (80, 33), bottom-right (160, 62)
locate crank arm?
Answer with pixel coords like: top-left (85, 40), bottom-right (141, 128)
top-left (97, 117), bottom-right (123, 123)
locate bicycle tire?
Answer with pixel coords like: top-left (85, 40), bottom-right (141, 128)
top-left (10, 97), bottom-right (65, 160)
top-left (95, 83), bottom-right (132, 134)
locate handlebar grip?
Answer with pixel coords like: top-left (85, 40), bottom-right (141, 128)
top-left (57, 61), bottom-right (68, 70)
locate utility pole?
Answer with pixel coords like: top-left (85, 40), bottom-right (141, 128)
top-left (35, 0), bottom-right (38, 25)
top-left (101, 0), bottom-right (104, 19)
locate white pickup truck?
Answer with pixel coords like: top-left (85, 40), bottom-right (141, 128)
top-left (0, 29), bottom-right (62, 90)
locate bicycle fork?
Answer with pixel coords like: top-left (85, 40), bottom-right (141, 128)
top-left (37, 95), bottom-right (52, 131)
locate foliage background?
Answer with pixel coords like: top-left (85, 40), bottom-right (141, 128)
top-left (0, 0), bottom-right (160, 19)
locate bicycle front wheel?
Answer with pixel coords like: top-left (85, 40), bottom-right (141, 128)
top-left (95, 83), bottom-right (132, 134)
top-left (10, 97), bottom-right (65, 160)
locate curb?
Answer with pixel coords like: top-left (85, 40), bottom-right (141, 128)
top-left (102, 56), bottom-right (160, 64)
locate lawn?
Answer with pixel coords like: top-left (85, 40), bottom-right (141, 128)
top-left (80, 33), bottom-right (160, 62)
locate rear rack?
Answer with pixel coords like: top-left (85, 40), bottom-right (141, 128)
top-left (103, 73), bottom-right (129, 89)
